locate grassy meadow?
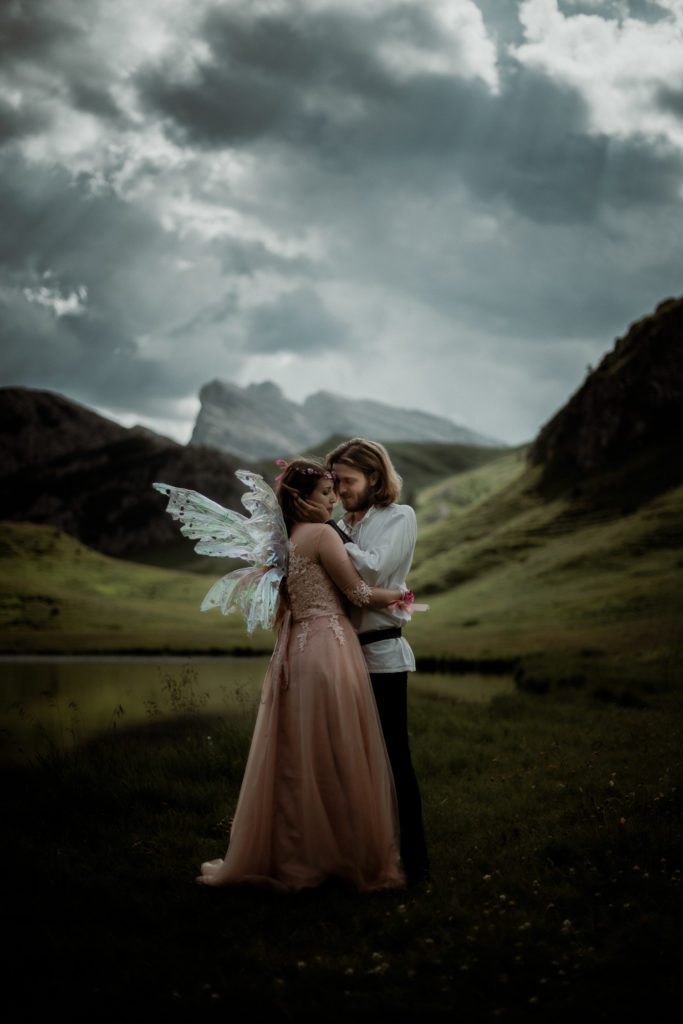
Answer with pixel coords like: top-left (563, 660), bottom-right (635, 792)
top-left (4, 672), bottom-right (682, 1018)
top-left (3, 446), bottom-right (682, 1016)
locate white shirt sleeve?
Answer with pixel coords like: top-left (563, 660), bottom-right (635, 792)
top-left (344, 506), bottom-right (416, 586)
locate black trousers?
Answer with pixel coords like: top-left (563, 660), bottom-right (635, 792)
top-left (369, 670), bottom-right (430, 882)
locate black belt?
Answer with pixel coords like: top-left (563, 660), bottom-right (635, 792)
top-left (358, 627), bottom-right (402, 647)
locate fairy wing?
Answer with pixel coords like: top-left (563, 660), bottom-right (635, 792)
top-left (152, 471), bottom-right (287, 565)
top-left (199, 565), bottom-right (283, 635)
top-left (152, 471), bottom-right (288, 633)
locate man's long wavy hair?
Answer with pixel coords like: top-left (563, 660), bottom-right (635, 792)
top-left (324, 438), bottom-right (401, 508)
top-left (274, 457), bottom-right (338, 632)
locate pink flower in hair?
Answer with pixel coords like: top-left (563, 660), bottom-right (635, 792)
top-left (274, 458), bottom-right (289, 487)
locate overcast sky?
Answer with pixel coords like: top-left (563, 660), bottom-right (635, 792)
top-left (1, 0), bottom-right (682, 445)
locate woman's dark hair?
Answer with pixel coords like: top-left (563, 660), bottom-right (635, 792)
top-left (274, 457), bottom-right (337, 633)
top-left (276, 457), bottom-right (337, 536)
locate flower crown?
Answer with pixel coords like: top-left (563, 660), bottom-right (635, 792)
top-left (274, 458), bottom-right (336, 487)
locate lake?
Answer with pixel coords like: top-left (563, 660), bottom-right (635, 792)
top-left (0, 656), bottom-right (516, 763)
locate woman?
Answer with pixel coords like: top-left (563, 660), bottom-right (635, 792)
top-left (196, 458), bottom-right (408, 893)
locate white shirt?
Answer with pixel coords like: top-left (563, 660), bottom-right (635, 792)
top-left (338, 503), bottom-right (417, 674)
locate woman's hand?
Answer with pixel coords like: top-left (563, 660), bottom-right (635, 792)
top-left (294, 494), bottom-right (331, 524)
top-left (387, 588), bottom-right (429, 615)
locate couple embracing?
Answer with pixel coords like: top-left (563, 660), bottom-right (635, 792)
top-left (196, 438), bottom-right (430, 892)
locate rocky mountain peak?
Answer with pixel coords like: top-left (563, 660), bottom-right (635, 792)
top-left (528, 296), bottom-right (683, 500)
top-left (191, 380), bottom-right (503, 459)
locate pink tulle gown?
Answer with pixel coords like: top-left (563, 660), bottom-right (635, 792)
top-left (196, 523), bottom-right (406, 893)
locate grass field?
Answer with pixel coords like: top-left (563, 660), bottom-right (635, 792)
top-left (4, 672), bottom-right (682, 1018)
top-left (4, 447), bottom-right (682, 1017)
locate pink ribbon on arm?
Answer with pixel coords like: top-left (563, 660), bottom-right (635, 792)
top-left (387, 591), bottom-right (430, 614)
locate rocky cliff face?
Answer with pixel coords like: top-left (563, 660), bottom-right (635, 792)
top-left (528, 297), bottom-right (683, 501)
top-left (0, 387), bottom-right (245, 558)
top-left (190, 379), bottom-right (502, 458)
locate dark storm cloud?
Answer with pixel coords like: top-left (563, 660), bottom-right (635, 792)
top-left (555, 1), bottom-right (670, 22)
top-left (475, 0), bottom-right (527, 46)
top-left (0, 143), bottom-right (327, 410)
top-left (0, 94), bottom-right (50, 144)
top-left (0, 151), bottom-right (150, 283)
top-left (1, 0), bottom-right (682, 443)
top-left (0, 151), bottom-right (197, 406)
top-left (621, 0), bottom-right (672, 22)
top-left (245, 287), bottom-right (352, 354)
top-left (136, 5), bottom-right (398, 146)
top-left (0, 0), bottom-right (77, 62)
top-left (67, 79), bottom-right (123, 122)
top-left (658, 85), bottom-right (683, 120)
top-left (136, 5), bottom-right (682, 228)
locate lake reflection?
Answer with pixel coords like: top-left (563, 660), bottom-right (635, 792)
top-left (0, 656), bottom-right (516, 762)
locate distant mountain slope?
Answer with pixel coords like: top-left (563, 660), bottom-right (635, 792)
top-left (190, 379), bottom-right (503, 459)
top-left (0, 387), bottom-right (510, 564)
top-left (0, 386), bottom-right (132, 474)
top-left (529, 296), bottom-right (683, 505)
top-left (0, 386), bottom-right (245, 559)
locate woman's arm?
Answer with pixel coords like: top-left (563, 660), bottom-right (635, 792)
top-left (317, 525), bottom-right (404, 608)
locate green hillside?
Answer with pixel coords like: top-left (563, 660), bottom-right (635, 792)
top-left (410, 449), bottom-right (683, 690)
top-left (0, 522), bottom-right (271, 655)
top-left (2, 440), bottom-right (681, 693)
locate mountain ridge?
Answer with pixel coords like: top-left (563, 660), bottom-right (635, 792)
top-left (190, 378), bottom-right (503, 458)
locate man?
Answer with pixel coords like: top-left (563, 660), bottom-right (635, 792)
top-left (298, 437), bottom-right (430, 885)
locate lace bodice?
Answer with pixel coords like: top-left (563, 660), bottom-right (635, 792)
top-left (288, 542), bottom-right (347, 622)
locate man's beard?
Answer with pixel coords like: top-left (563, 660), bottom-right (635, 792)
top-left (343, 481), bottom-right (372, 512)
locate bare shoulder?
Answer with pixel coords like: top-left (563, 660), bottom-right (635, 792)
top-left (290, 522), bottom-right (328, 543)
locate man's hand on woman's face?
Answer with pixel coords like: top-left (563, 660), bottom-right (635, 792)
top-left (294, 495), bottom-right (330, 523)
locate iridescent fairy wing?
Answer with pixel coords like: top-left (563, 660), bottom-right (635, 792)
top-left (233, 470), bottom-right (288, 571)
top-left (152, 472), bottom-right (288, 633)
top-left (200, 565), bottom-right (283, 635)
